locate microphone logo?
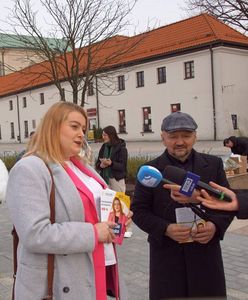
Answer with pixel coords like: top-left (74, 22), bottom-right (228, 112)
top-left (179, 171), bottom-right (200, 197)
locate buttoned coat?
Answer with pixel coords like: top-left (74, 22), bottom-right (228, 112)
top-left (131, 150), bottom-right (234, 300)
top-left (6, 156), bottom-right (127, 300)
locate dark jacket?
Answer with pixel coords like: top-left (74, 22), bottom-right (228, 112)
top-left (131, 149), bottom-right (233, 300)
top-left (96, 139), bottom-right (128, 181)
top-left (227, 136), bottom-right (248, 157)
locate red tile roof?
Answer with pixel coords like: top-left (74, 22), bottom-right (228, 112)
top-left (0, 13), bottom-right (248, 98)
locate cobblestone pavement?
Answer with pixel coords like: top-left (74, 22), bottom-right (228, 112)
top-left (1, 201), bottom-right (248, 300)
top-left (1, 141), bottom-right (247, 300)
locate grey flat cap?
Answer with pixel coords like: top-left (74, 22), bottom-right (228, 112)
top-left (161, 111), bottom-right (198, 132)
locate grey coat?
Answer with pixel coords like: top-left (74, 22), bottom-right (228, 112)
top-left (6, 156), bottom-right (128, 300)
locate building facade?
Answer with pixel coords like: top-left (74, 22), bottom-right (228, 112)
top-left (0, 14), bottom-right (248, 143)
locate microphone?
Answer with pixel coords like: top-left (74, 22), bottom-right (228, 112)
top-left (137, 165), bottom-right (174, 187)
top-left (137, 165), bottom-right (232, 202)
top-left (164, 165), bottom-right (232, 202)
top-left (137, 165), bottom-right (211, 220)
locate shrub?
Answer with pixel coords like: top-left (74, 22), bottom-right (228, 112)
top-left (0, 152), bottom-right (18, 171)
top-left (127, 155), bottom-right (153, 183)
top-left (93, 126), bottom-right (103, 142)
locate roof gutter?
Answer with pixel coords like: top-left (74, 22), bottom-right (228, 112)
top-left (210, 44), bottom-right (217, 140)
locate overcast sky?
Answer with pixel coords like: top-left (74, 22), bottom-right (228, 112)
top-left (0, 0), bottom-right (189, 35)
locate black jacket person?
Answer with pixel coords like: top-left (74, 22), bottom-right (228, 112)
top-left (131, 111), bottom-right (233, 300)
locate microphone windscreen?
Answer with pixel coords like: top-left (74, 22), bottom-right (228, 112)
top-left (164, 165), bottom-right (187, 185)
top-left (137, 165), bottom-right (162, 187)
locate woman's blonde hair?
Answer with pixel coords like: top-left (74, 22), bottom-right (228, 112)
top-left (26, 101), bottom-right (88, 164)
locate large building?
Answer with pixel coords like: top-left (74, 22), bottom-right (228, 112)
top-left (0, 14), bottom-right (248, 143)
top-left (0, 33), bottom-right (67, 76)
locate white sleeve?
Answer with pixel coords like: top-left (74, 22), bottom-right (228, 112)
top-left (0, 159), bottom-right (8, 202)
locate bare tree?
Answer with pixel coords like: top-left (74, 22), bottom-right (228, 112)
top-left (184, 0), bottom-right (248, 34)
top-left (4, 0), bottom-right (140, 106)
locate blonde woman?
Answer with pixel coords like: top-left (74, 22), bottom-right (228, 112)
top-left (6, 102), bottom-right (130, 300)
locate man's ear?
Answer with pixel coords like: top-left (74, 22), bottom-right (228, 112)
top-left (161, 133), bottom-right (164, 141)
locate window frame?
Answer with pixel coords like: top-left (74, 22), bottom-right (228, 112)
top-left (118, 75), bottom-right (125, 91)
top-left (136, 71), bottom-right (144, 88)
top-left (157, 67), bottom-right (166, 84)
top-left (142, 106), bottom-right (152, 132)
top-left (118, 109), bottom-right (126, 133)
top-left (40, 93), bottom-right (45, 105)
top-left (184, 61), bottom-right (194, 79)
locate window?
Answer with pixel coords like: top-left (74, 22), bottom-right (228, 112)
top-left (40, 93), bottom-right (45, 105)
top-left (88, 82), bottom-right (94, 96)
top-left (171, 103), bottom-right (181, 113)
top-left (142, 107), bottom-right (152, 132)
top-left (136, 71), bottom-right (144, 87)
top-left (184, 61), bottom-right (194, 79)
top-left (32, 119), bottom-right (36, 129)
top-left (157, 67), bottom-right (166, 84)
top-left (24, 121), bottom-right (29, 138)
top-left (118, 110), bottom-right (126, 133)
top-left (118, 75), bottom-right (125, 91)
top-left (10, 122), bottom-right (15, 139)
top-left (23, 97), bottom-right (27, 108)
top-left (9, 100), bottom-right (13, 111)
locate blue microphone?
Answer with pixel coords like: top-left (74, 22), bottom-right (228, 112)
top-left (137, 165), bottom-right (174, 187)
top-left (137, 165), bottom-right (232, 202)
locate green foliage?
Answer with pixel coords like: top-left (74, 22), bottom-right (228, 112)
top-left (93, 126), bottom-right (103, 141)
top-left (127, 155), bottom-right (152, 183)
top-left (0, 152), bottom-right (18, 171)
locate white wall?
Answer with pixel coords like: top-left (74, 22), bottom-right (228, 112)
top-left (1, 46), bottom-right (248, 143)
top-left (213, 47), bottom-right (248, 139)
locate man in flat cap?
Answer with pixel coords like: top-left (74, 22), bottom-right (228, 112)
top-left (131, 111), bottom-right (233, 300)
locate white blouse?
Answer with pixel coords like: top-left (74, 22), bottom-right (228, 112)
top-left (65, 161), bottom-right (116, 266)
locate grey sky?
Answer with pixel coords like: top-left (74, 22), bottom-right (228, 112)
top-left (0, 0), bottom-right (189, 35)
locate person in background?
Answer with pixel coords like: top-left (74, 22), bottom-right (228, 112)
top-left (223, 136), bottom-right (248, 160)
top-left (96, 126), bottom-right (132, 238)
top-left (6, 102), bottom-right (131, 300)
top-left (131, 111), bottom-right (233, 300)
top-left (0, 158), bottom-right (8, 204)
top-left (16, 131), bottom-right (35, 161)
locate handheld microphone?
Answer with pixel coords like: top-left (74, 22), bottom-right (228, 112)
top-left (137, 165), bottom-right (211, 220)
top-left (164, 165), bottom-right (232, 202)
top-left (137, 165), bottom-right (174, 187)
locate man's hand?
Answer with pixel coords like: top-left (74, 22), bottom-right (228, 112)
top-left (163, 183), bottom-right (200, 204)
top-left (165, 223), bottom-right (191, 243)
top-left (192, 221), bottom-right (216, 244)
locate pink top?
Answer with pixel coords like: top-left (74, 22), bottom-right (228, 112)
top-left (64, 158), bottom-right (108, 300)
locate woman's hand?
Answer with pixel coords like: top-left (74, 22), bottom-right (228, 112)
top-left (197, 182), bottom-right (239, 211)
top-left (125, 210), bottom-right (133, 227)
top-left (163, 183), bottom-right (200, 204)
top-left (95, 221), bottom-right (116, 243)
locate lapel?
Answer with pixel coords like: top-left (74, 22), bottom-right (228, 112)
top-left (65, 158), bottom-right (107, 220)
top-left (48, 162), bottom-right (85, 222)
top-left (192, 151), bottom-right (210, 181)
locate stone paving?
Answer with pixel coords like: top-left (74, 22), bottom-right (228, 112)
top-left (1, 201), bottom-right (248, 300)
top-left (1, 141), bottom-right (248, 300)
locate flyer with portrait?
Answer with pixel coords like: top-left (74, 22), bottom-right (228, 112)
top-left (100, 188), bottom-right (130, 245)
top-left (175, 206), bottom-right (205, 243)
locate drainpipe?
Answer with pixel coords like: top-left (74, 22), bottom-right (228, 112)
top-left (1, 48), bottom-right (5, 76)
top-left (95, 76), bottom-right (100, 128)
top-left (210, 45), bottom-right (217, 140)
top-left (16, 95), bottom-right (22, 143)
